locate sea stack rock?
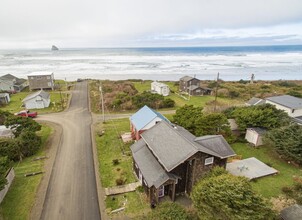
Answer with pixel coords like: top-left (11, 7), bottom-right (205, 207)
top-left (51, 45), bottom-right (59, 51)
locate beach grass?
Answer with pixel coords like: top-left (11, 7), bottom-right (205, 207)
top-left (0, 124), bottom-right (52, 220)
top-left (231, 143), bottom-right (302, 198)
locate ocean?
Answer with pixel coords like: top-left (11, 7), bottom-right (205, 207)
top-left (0, 45), bottom-right (302, 81)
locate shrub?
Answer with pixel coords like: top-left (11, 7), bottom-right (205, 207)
top-left (112, 159), bottom-right (119, 165)
top-left (115, 177), bottom-right (126, 186)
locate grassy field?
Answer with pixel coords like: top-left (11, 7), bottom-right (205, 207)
top-left (96, 118), bottom-right (136, 188)
top-left (95, 118), bottom-right (151, 217)
top-left (132, 80), bottom-right (244, 109)
top-left (231, 143), bottom-right (302, 198)
top-left (0, 124), bottom-right (52, 220)
top-left (0, 91), bottom-right (69, 114)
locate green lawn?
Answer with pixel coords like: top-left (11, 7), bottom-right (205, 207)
top-left (1, 91), bottom-right (69, 114)
top-left (231, 143), bottom-right (302, 198)
top-left (96, 118), bottom-right (136, 188)
top-left (105, 191), bottom-right (149, 216)
top-left (0, 124), bottom-right (52, 220)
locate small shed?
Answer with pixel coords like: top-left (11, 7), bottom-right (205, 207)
top-left (245, 127), bottom-right (266, 146)
top-left (22, 90), bottom-right (50, 109)
top-left (0, 93), bottom-right (10, 105)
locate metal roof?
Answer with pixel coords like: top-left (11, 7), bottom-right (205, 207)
top-left (130, 105), bottom-right (170, 131)
top-left (266, 95), bottom-right (302, 110)
top-left (22, 90), bottom-right (50, 102)
top-left (247, 127), bottom-right (267, 135)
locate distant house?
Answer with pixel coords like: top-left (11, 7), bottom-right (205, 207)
top-left (245, 97), bottom-right (265, 106)
top-left (0, 74), bottom-right (27, 92)
top-left (179, 76), bottom-right (212, 96)
top-left (151, 81), bottom-right (170, 96)
top-left (280, 204), bottom-right (302, 220)
top-left (131, 121), bottom-right (236, 204)
top-left (0, 93), bottom-right (10, 105)
top-left (245, 127), bottom-right (266, 146)
top-left (265, 95), bottom-right (302, 118)
top-left (22, 90), bottom-right (50, 109)
top-left (27, 72), bottom-right (54, 91)
top-left (179, 76), bottom-right (200, 92)
top-left (130, 105), bottom-right (170, 140)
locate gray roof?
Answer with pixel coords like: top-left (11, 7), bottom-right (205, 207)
top-left (187, 85), bottom-right (199, 91)
top-left (293, 116), bottom-right (302, 125)
top-left (22, 90), bottom-right (50, 102)
top-left (247, 127), bottom-right (267, 135)
top-left (246, 97), bottom-right (265, 106)
top-left (280, 204), bottom-right (302, 220)
top-left (131, 139), bottom-right (176, 188)
top-left (0, 93), bottom-right (9, 98)
top-left (141, 121), bottom-right (198, 171)
top-left (140, 121), bottom-right (235, 172)
top-left (266, 95), bottom-right (302, 110)
top-left (180, 76), bottom-right (194, 82)
top-left (0, 74), bottom-right (26, 86)
top-left (194, 135), bottom-right (236, 159)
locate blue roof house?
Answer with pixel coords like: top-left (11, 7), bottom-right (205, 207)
top-left (130, 105), bottom-right (170, 140)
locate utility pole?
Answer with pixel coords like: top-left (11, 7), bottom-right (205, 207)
top-left (214, 72), bottom-right (219, 112)
top-left (99, 83), bottom-right (105, 122)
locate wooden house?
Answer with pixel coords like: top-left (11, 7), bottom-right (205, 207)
top-left (27, 72), bottom-right (54, 91)
top-left (130, 121), bottom-right (236, 204)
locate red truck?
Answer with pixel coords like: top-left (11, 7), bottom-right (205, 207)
top-left (15, 110), bottom-right (38, 118)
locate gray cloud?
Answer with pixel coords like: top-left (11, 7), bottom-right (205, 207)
top-left (0, 0), bottom-right (302, 48)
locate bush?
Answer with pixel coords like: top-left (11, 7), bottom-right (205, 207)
top-left (112, 159), bottom-right (119, 165)
top-left (116, 177), bottom-right (126, 186)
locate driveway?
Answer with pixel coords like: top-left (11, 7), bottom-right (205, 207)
top-left (38, 81), bottom-right (101, 220)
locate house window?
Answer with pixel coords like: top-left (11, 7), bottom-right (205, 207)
top-left (158, 185), bottom-right (165, 198)
top-left (205, 157), bottom-right (214, 165)
top-left (47, 76), bottom-right (50, 79)
top-left (48, 82), bottom-right (51, 87)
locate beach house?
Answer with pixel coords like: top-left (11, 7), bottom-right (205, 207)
top-left (151, 81), bottom-right (170, 96)
top-left (131, 120), bottom-right (235, 204)
top-left (0, 74), bottom-right (27, 93)
top-left (22, 90), bottom-right (50, 109)
top-left (27, 72), bottom-right (55, 91)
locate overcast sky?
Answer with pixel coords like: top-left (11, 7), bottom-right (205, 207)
top-left (0, 0), bottom-right (302, 49)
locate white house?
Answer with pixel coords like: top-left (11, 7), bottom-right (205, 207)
top-left (265, 95), bottom-right (302, 118)
top-left (22, 90), bottom-right (50, 109)
top-left (151, 81), bottom-right (170, 96)
top-left (245, 127), bottom-right (266, 147)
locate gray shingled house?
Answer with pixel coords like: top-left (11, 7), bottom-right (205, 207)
top-left (0, 74), bottom-right (27, 92)
top-left (179, 76), bottom-right (212, 96)
top-left (130, 120), bottom-right (236, 204)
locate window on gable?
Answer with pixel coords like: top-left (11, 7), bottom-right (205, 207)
top-left (205, 157), bottom-right (214, 165)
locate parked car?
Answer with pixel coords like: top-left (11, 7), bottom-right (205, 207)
top-left (14, 110), bottom-right (38, 118)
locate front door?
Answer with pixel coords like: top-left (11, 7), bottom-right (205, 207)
top-left (158, 185), bottom-right (165, 198)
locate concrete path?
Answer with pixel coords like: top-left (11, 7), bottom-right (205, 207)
top-left (105, 182), bottom-right (141, 196)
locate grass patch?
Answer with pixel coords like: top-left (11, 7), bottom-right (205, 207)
top-left (105, 191), bottom-right (150, 216)
top-left (231, 143), bottom-right (302, 198)
top-left (96, 118), bottom-right (136, 188)
top-left (0, 124), bottom-right (52, 220)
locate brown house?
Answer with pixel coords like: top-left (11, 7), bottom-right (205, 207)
top-left (27, 72), bottom-right (54, 91)
top-left (130, 121), bottom-right (236, 204)
top-left (179, 76), bottom-right (200, 92)
top-left (179, 76), bottom-right (212, 96)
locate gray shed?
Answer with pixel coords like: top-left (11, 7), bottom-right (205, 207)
top-left (245, 127), bottom-right (266, 146)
